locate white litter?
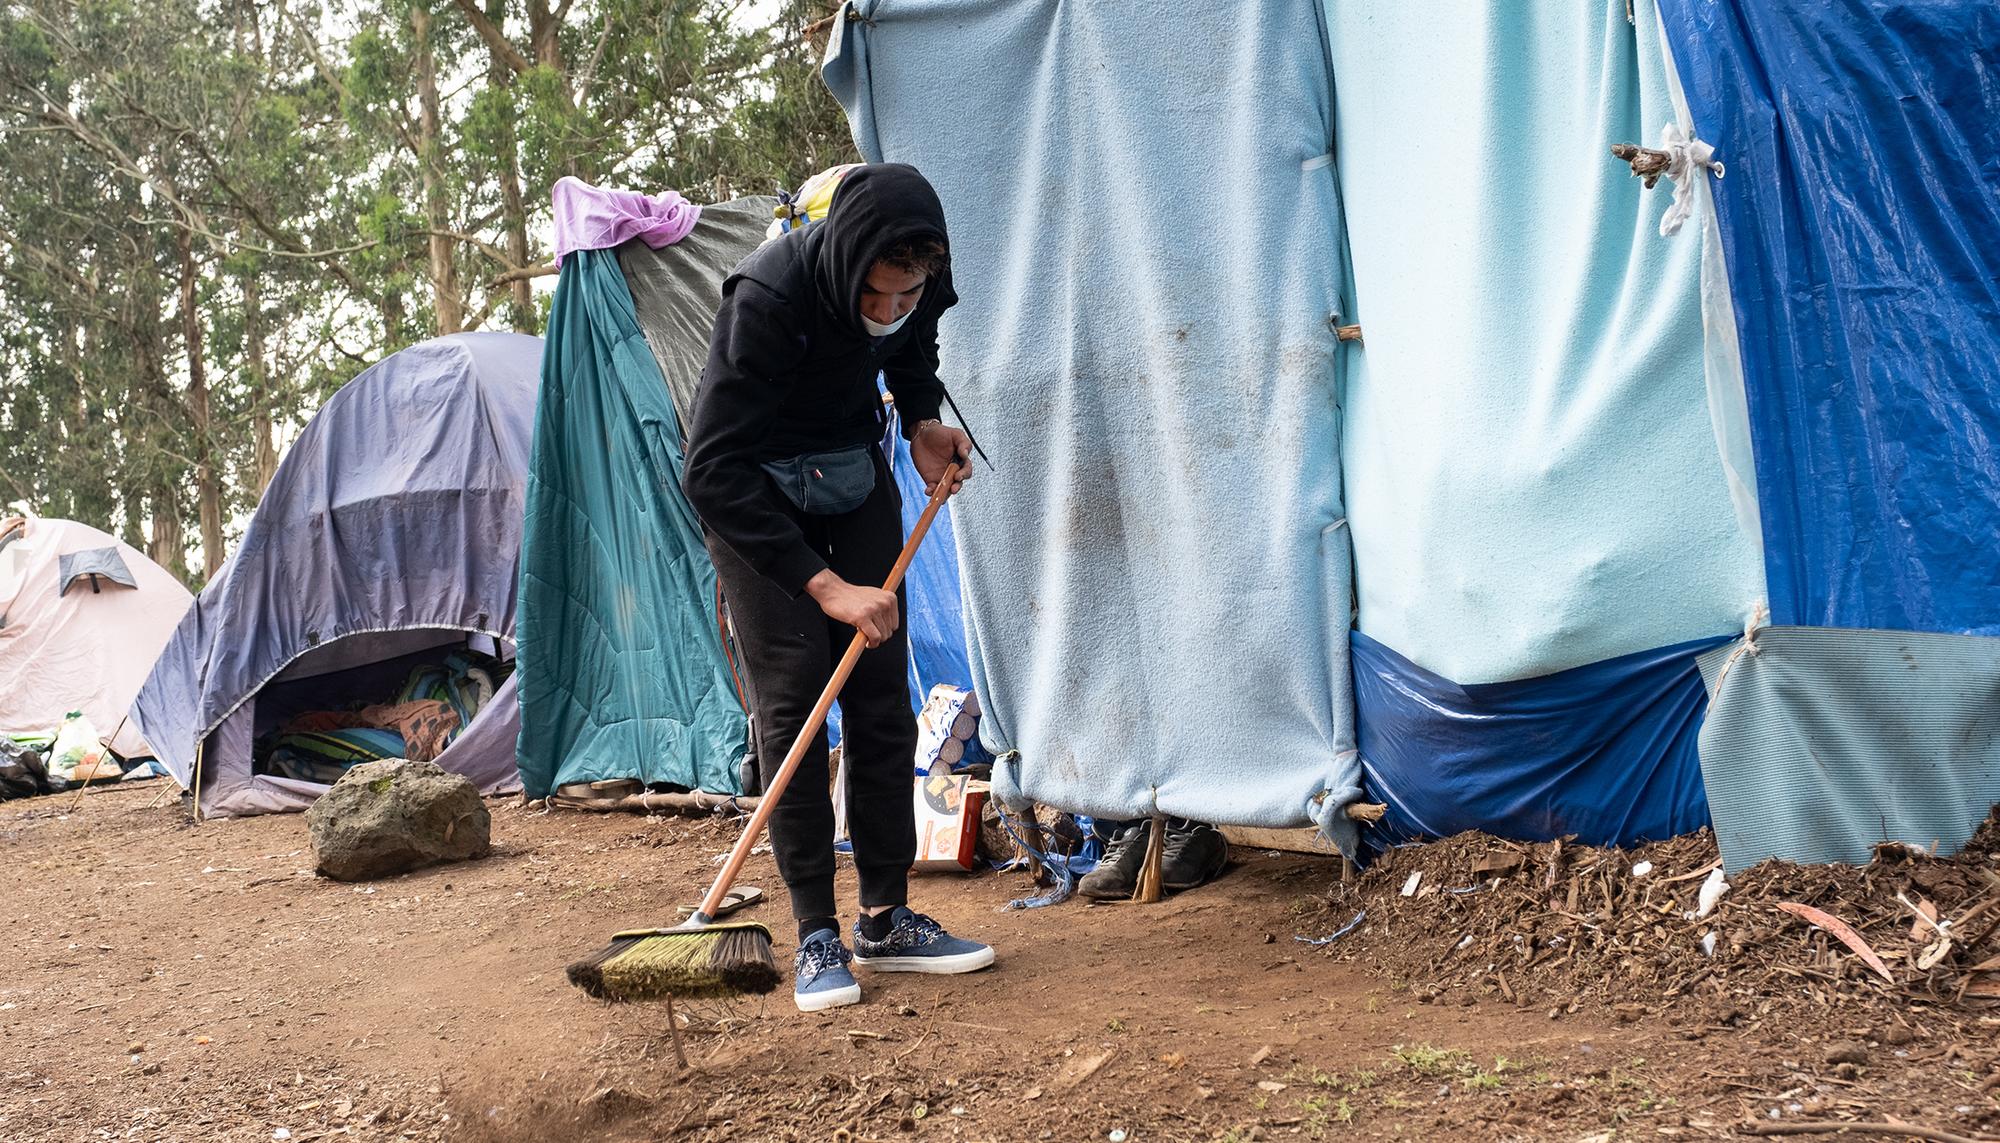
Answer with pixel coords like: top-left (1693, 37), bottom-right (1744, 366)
top-left (1630, 861), bottom-right (1654, 878)
top-left (1400, 872), bottom-right (1423, 897)
top-left (1687, 868), bottom-right (1730, 920)
top-left (1700, 931), bottom-right (1718, 957)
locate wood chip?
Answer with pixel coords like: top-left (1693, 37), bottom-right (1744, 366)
top-left (1059, 1049), bottom-right (1114, 1090)
top-left (1256, 1080), bottom-right (1288, 1093)
top-left (1248, 1044), bottom-right (1273, 1067)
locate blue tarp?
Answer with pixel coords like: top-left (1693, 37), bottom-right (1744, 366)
top-left (515, 247), bottom-right (749, 798)
top-left (1353, 631), bottom-right (1723, 850)
top-left (1657, 1), bottom-right (2000, 636)
top-left (883, 404), bottom-right (974, 708)
top-left (130, 334), bottom-right (541, 817)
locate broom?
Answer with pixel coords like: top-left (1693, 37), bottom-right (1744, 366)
top-left (568, 460), bottom-right (965, 1004)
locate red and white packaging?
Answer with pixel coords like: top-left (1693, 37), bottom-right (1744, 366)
top-left (912, 771), bottom-right (985, 871)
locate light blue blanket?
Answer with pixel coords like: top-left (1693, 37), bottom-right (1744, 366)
top-left (826, 0), bottom-right (1367, 845)
top-left (1324, 1), bottom-right (1765, 683)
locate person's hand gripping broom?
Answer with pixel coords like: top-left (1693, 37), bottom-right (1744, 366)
top-left (566, 461), bottom-right (964, 1012)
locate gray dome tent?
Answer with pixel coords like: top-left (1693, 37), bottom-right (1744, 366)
top-left (131, 333), bottom-right (541, 817)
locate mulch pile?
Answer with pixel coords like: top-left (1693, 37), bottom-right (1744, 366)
top-left (1319, 807), bottom-right (2000, 1037)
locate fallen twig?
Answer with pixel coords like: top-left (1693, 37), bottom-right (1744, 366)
top-left (1737, 1120), bottom-right (1996, 1143)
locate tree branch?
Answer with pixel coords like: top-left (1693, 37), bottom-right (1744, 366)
top-left (490, 263), bottom-right (558, 286)
top-left (447, 0), bottom-right (533, 75)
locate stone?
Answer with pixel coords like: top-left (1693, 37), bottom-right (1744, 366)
top-left (1823, 1041), bottom-right (1870, 1067)
top-left (306, 759), bottom-right (491, 881)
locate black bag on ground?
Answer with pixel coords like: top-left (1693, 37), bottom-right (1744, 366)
top-left (0, 739), bottom-right (51, 799)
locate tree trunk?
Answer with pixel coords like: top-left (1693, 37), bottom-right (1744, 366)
top-left (528, 0), bottom-right (560, 70)
top-left (148, 484), bottom-right (186, 583)
top-left (178, 230), bottom-right (225, 581)
top-left (243, 268), bottom-right (280, 492)
top-left (412, 2), bottom-right (464, 335)
top-left (487, 0), bottom-right (535, 326)
top-left (381, 283), bottom-right (407, 348)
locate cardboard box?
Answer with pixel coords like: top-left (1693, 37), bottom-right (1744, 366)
top-left (912, 771), bottom-right (984, 871)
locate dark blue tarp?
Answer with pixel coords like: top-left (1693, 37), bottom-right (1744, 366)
top-left (131, 333), bottom-right (542, 815)
top-left (1352, 631), bottom-right (1725, 851)
top-left (826, 406), bottom-right (974, 752)
top-left (883, 405), bottom-right (973, 708)
top-left (1658, 1), bottom-right (2000, 635)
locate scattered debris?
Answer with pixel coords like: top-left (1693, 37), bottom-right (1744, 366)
top-left (1326, 807), bottom-right (2000, 1030)
top-left (1689, 867), bottom-right (1730, 919)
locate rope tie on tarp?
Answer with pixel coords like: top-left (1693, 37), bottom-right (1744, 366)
top-left (1610, 123), bottom-right (1725, 238)
top-left (1711, 602), bottom-right (1772, 692)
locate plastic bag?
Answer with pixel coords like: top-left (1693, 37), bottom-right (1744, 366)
top-left (0, 738), bottom-right (50, 799)
top-left (48, 711), bottom-right (104, 781)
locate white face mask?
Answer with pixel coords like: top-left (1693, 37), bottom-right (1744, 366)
top-left (860, 309), bottom-right (913, 338)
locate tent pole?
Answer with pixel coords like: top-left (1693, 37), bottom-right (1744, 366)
top-left (191, 738), bottom-right (205, 823)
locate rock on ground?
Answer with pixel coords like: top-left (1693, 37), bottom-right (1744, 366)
top-left (306, 759), bottom-right (491, 881)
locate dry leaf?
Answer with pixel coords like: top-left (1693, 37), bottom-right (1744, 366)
top-left (1775, 902), bottom-right (1895, 984)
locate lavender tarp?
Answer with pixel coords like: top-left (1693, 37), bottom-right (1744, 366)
top-left (130, 333), bottom-right (542, 817)
top-left (553, 176), bottom-right (702, 264)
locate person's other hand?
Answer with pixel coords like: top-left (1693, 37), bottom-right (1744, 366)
top-left (805, 570), bottom-right (900, 647)
top-left (912, 421), bottom-right (973, 497)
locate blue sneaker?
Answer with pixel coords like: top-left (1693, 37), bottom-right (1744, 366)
top-left (851, 907), bottom-right (996, 974)
top-left (793, 928), bottom-right (861, 1012)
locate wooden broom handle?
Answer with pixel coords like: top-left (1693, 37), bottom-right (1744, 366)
top-left (695, 461), bottom-right (963, 921)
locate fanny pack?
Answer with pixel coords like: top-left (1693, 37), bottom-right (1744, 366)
top-left (761, 444), bottom-right (877, 515)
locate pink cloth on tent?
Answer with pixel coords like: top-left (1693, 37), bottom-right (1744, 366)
top-left (552, 176), bottom-right (701, 262)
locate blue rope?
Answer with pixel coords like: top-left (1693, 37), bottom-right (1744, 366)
top-left (1296, 908), bottom-right (1368, 946)
top-left (994, 803), bottom-right (1099, 910)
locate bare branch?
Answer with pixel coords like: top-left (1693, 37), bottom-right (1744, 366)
top-left (490, 263), bottom-right (558, 286)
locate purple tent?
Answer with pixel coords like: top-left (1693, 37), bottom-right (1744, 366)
top-left (131, 334), bottom-right (541, 817)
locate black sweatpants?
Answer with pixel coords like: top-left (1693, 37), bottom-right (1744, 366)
top-left (706, 450), bottom-right (918, 922)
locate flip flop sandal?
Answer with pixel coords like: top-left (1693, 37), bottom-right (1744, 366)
top-left (676, 885), bottom-right (764, 919)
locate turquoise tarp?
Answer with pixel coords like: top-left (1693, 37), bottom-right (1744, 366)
top-left (515, 247), bottom-right (748, 797)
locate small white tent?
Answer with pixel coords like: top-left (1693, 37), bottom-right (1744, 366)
top-left (0, 517), bottom-right (193, 757)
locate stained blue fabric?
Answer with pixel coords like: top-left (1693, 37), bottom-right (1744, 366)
top-left (1656, 1), bottom-right (2000, 635)
top-left (1352, 630), bottom-right (1725, 850)
top-left (1697, 626), bottom-right (2000, 873)
top-left (825, 0), bottom-right (1364, 838)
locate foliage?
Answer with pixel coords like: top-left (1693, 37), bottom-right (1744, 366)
top-left (0, 0), bottom-right (854, 582)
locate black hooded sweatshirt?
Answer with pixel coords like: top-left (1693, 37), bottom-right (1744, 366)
top-left (682, 163), bottom-right (957, 596)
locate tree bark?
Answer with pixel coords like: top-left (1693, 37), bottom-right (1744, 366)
top-left (243, 268), bottom-right (279, 493)
top-left (411, 2), bottom-right (464, 335)
top-left (486, 0), bottom-right (535, 325)
top-left (178, 229), bottom-right (225, 581)
top-left (148, 484), bottom-right (186, 582)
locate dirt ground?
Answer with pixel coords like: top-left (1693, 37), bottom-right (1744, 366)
top-left (5, 784), bottom-right (1998, 1142)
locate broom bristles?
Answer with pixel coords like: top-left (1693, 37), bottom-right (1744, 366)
top-left (568, 922), bottom-right (778, 1003)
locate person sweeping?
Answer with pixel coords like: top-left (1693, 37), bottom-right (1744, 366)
top-left (681, 163), bottom-right (994, 1012)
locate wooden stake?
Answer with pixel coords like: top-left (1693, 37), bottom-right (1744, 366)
top-left (1131, 815), bottom-right (1166, 904)
top-left (664, 993), bottom-right (690, 1071)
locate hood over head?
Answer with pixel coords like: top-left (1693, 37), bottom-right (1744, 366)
top-left (806, 163), bottom-right (953, 336)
